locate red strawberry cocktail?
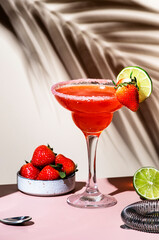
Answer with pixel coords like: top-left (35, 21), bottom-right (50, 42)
top-left (51, 79), bottom-right (122, 208)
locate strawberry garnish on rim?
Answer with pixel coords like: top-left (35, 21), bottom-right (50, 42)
top-left (113, 71), bottom-right (139, 112)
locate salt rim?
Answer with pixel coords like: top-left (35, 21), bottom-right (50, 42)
top-left (51, 79), bottom-right (115, 101)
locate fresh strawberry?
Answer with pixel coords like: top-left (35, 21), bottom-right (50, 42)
top-left (114, 74), bottom-right (139, 112)
top-left (31, 145), bottom-right (56, 168)
top-left (116, 84), bottom-right (139, 111)
top-left (36, 165), bottom-right (60, 180)
top-left (55, 154), bottom-right (76, 176)
top-left (20, 162), bottom-right (40, 179)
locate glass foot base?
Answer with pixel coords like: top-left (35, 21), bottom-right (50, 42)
top-left (67, 191), bottom-right (117, 208)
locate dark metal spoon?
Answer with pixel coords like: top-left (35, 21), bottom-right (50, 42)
top-left (0, 216), bottom-right (32, 225)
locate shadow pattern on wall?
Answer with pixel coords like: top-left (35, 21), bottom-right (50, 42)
top-left (0, 0), bottom-right (158, 171)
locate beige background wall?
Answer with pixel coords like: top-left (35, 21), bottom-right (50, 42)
top-left (0, 0), bottom-right (158, 184)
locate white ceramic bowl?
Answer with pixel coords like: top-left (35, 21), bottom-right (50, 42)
top-left (17, 172), bottom-right (75, 196)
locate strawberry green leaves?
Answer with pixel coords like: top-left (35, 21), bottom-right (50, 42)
top-left (113, 71), bottom-right (139, 90)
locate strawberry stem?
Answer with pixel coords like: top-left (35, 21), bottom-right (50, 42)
top-left (47, 144), bottom-right (57, 156)
top-left (112, 80), bottom-right (116, 86)
top-left (130, 71), bottom-right (133, 79)
top-left (130, 71), bottom-right (139, 90)
top-left (47, 144), bottom-right (53, 151)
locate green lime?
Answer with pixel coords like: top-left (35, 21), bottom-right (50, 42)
top-left (133, 167), bottom-right (159, 200)
top-left (117, 66), bottom-right (152, 103)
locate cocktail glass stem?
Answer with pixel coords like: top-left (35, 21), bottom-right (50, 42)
top-left (67, 132), bottom-right (117, 208)
top-left (85, 135), bottom-right (99, 194)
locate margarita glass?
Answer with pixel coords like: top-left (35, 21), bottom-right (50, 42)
top-left (51, 79), bottom-right (122, 208)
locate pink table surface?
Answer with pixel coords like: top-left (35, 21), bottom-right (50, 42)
top-left (0, 177), bottom-right (158, 240)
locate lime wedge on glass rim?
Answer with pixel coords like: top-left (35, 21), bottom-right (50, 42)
top-left (133, 167), bottom-right (159, 200)
top-left (117, 66), bottom-right (152, 103)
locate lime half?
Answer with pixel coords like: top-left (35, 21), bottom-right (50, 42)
top-left (133, 167), bottom-right (159, 200)
top-left (117, 66), bottom-right (152, 103)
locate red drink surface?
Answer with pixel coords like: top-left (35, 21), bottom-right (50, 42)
top-left (54, 82), bottom-right (122, 136)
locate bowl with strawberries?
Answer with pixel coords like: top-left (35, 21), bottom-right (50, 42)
top-left (17, 145), bottom-right (77, 196)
